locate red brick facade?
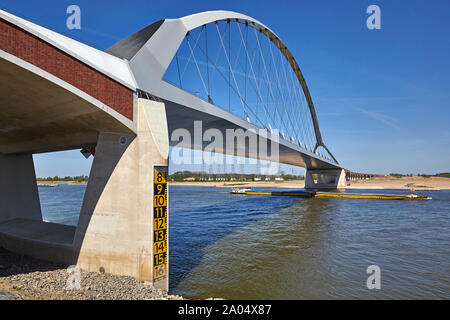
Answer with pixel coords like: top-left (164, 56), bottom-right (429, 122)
top-left (0, 18), bottom-right (134, 120)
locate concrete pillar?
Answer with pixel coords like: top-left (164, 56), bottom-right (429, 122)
top-left (305, 168), bottom-right (346, 189)
top-left (73, 98), bottom-right (169, 290)
top-left (0, 154), bottom-right (42, 223)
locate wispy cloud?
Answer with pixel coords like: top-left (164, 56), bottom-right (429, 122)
top-left (82, 27), bottom-right (121, 41)
top-left (316, 94), bottom-right (448, 106)
top-left (317, 111), bottom-right (350, 117)
top-left (354, 107), bottom-right (401, 131)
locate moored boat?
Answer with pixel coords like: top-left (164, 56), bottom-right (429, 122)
top-left (37, 183), bottom-right (59, 188)
top-left (230, 187), bottom-right (252, 194)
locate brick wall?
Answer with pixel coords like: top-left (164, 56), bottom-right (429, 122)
top-left (0, 18), bottom-right (134, 120)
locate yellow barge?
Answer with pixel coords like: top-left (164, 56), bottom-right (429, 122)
top-left (314, 192), bottom-right (431, 200)
top-left (230, 188), bottom-right (431, 200)
top-left (245, 190), bottom-right (315, 197)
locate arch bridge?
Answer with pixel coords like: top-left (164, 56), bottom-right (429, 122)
top-left (0, 9), bottom-right (345, 291)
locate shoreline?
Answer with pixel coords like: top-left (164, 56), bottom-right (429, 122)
top-left (36, 177), bottom-right (450, 191)
top-left (169, 176), bottom-right (450, 191)
top-left (37, 181), bottom-right (87, 185)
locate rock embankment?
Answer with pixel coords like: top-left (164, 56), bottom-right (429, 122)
top-left (0, 248), bottom-right (183, 300)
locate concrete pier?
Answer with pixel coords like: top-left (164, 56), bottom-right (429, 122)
top-left (0, 154), bottom-right (42, 223)
top-left (73, 99), bottom-right (169, 289)
top-left (0, 99), bottom-right (170, 291)
top-left (305, 169), bottom-right (346, 189)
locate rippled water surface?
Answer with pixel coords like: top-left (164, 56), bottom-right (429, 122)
top-left (39, 185), bottom-right (450, 299)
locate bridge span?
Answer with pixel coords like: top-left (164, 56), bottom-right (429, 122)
top-left (0, 9), bottom-right (345, 290)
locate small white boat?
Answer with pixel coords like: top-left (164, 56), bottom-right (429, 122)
top-left (37, 183), bottom-right (59, 188)
top-left (405, 193), bottom-right (432, 200)
top-left (230, 187), bottom-right (251, 194)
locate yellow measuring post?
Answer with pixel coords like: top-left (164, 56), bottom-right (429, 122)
top-left (153, 166), bottom-right (168, 287)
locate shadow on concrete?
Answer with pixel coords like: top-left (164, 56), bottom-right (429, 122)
top-left (71, 134), bottom-right (136, 267)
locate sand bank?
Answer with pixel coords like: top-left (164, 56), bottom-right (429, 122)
top-left (170, 176), bottom-right (450, 190)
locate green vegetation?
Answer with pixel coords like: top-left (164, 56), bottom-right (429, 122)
top-left (37, 175), bottom-right (89, 183)
top-left (435, 172), bottom-right (450, 178)
top-left (168, 171), bottom-right (304, 182)
top-left (390, 173), bottom-right (450, 178)
top-left (417, 173), bottom-right (450, 178)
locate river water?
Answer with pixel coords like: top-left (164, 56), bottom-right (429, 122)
top-left (39, 185), bottom-right (449, 299)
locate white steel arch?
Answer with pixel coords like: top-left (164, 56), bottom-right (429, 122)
top-left (107, 10), bottom-right (339, 167)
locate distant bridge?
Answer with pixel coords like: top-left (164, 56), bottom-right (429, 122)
top-left (0, 9), bottom-right (346, 290)
top-left (345, 170), bottom-right (383, 181)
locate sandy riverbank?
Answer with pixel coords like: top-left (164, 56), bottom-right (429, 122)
top-left (344, 176), bottom-right (450, 190)
top-left (170, 176), bottom-right (450, 191)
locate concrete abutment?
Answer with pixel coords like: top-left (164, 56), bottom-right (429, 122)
top-left (0, 98), bottom-right (170, 291)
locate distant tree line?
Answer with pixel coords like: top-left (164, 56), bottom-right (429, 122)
top-left (389, 173), bottom-right (450, 178)
top-left (168, 171), bottom-right (304, 182)
top-left (419, 172), bottom-right (450, 178)
top-left (37, 175), bottom-right (89, 183)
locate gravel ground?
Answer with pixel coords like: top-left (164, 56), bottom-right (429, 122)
top-left (0, 248), bottom-right (183, 300)
top-left (0, 290), bottom-right (28, 300)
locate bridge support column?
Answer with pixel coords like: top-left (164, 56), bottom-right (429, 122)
top-left (73, 98), bottom-right (169, 291)
top-left (0, 154), bottom-right (42, 223)
top-left (305, 168), bottom-right (346, 190)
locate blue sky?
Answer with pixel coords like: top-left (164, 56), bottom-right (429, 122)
top-left (2, 0), bottom-right (449, 176)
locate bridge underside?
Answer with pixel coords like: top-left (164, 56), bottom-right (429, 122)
top-left (0, 54), bottom-right (133, 155)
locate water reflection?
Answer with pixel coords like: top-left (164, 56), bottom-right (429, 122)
top-left (173, 189), bottom-right (449, 299)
